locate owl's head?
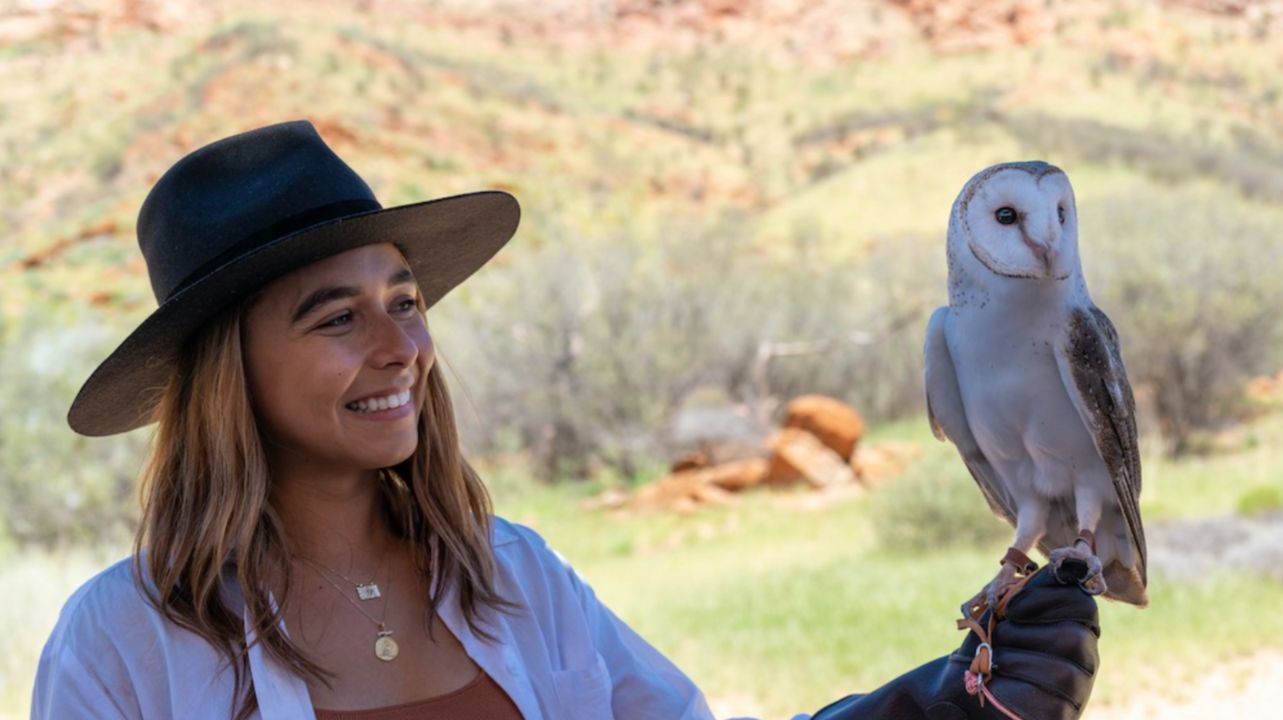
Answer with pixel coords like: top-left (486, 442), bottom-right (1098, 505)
top-left (948, 161), bottom-right (1079, 282)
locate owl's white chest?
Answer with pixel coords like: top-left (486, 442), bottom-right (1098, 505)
top-left (947, 306), bottom-right (1100, 496)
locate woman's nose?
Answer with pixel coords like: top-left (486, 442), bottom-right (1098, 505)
top-left (368, 312), bottom-right (419, 368)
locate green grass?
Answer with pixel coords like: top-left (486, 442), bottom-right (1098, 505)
top-left (489, 411), bottom-right (1283, 717)
top-left (1141, 412), bottom-right (1283, 520)
top-left (496, 485), bottom-right (1283, 717)
top-left (4, 410), bottom-right (1283, 717)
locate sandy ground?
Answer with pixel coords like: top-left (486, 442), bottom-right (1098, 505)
top-left (1086, 649), bottom-right (1283, 719)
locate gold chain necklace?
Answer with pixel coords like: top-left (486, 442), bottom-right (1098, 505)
top-left (307, 563), bottom-right (400, 662)
top-left (297, 552), bottom-right (387, 601)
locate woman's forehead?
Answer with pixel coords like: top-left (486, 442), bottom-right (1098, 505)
top-left (276, 243), bottom-right (410, 289)
top-left (251, 243), bottom-right (415, 318)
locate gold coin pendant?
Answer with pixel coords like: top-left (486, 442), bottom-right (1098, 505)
top-left (374, 634), bottom-right (399, 662)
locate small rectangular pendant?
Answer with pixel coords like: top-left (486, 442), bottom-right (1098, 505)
top-left (356, 583), bottom-right (382, 600)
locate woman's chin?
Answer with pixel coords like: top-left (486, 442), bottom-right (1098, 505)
top-left (326, 436), bottom-right (418, 473)
top-left (365, 444), bottom-right (418, 471)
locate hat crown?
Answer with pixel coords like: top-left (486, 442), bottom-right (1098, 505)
top-left (137, 120), bottom-right (381, 303)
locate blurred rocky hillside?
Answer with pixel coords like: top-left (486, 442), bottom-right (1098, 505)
top-left (3, 0), bottom-right (1283, 544)
top-left (5, 0), bottom-right (1283, 59)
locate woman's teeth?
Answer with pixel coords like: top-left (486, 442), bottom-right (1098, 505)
top-left (346, 389), bottom-right (412, 413)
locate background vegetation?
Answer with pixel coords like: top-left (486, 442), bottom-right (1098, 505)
top-left (3, 0), bottom-right (1283, 717)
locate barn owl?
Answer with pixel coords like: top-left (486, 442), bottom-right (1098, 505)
top-left (923, 161), bottom-right (1148, 609)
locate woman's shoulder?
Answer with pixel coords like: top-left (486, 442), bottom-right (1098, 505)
top-left (36, 557), bottom-right (245, 717)
top-left (488, 516), bottom-right (577, 578)
top-left (489, 514), bottom-right (536, 547)
top-left (35, 556), bottom-right (167, 706)
top-left (58, 557), bottom-right (153, 621)
top-left (490, 515), bottom-right (559, 557)
top-left (45, 556), bottom-right (158, 650)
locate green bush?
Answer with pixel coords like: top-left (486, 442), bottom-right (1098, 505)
top-left (0, 312), bottom-right (147, 549)
top-left (1237, 485), bottom-right (1283, 517)
top-left (1083, 182), bottom-right (1283, 456)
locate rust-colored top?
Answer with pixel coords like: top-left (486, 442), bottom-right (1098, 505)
top-left (313, 670), bottom-right (523, 720)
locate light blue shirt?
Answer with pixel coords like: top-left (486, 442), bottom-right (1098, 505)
top-left (32, 517), bottom-right (734, 719)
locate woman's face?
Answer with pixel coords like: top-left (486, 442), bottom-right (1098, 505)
top-left (243, 243), bottom-right (433, 475)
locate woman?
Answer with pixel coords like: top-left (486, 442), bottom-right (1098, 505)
top-left (34, 121), bottom-right (1100, 719)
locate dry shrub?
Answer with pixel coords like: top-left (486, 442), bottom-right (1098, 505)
top-left (1083, 184), bottom-right (1283, 455)
top-left (0, 314), bottom-right (147, 548)
top-left (439, 213), bottom-right (941, 482)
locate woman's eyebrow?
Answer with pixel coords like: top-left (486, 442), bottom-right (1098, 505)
top-left (291, 268), bottom-right (416, 324)
top-left (388, 267), bottom-right (415, 286)
top-left (291, 286), bottom-right (359, 324)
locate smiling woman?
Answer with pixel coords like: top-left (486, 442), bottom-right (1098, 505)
top-left (31, 121), bottom-right (713, 720)
top-left (31, 122), bottom-right (1104, 720)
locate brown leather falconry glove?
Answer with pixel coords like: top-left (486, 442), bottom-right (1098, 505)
top-left (809, 562), bottom-right (1100, 720)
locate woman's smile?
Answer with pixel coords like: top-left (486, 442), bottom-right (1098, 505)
top-left (345, 388), bottom-right (414, 414)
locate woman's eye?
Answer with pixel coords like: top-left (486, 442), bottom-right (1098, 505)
top-left (394, 297), bottom-right (419, 313)
top-left (319, 312), bottom-right (351, 328)
top-left (995, 207), bottom-right (1017, 225)
top-left (1058, 205), bottom-right (1066, 224)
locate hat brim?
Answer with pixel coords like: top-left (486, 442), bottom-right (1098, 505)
top-left (69, 190), bottom-right (520, 436)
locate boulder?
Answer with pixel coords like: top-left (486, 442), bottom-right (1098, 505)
top-left (766, 427), bottom-right (856, 489)
top-left (852, 441), bottom-right (921, 487)
top-left (669, 448), bottom-right (710, 473)
top-left (701, 458), bottom-right (769, 492)
top-left (632, 473), bottom-right (697, 510)
top-left (668, 442), bottom-right (767, 474)
top-left (782, 394), bottom-right (865, 461)
top-left (636, 457), bottom-right (768, 511)
top-left (633, 465), bottom-right (747, 512)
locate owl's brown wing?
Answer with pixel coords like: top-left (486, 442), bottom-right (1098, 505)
top-left (1057, 305), bottom-right (1147, 586)
top-left (924, 307), bottom-right (1017, 523)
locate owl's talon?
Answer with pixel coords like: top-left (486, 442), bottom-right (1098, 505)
top-left (985, 586), bottom-right (1003, 613)
top-left (1050, 540), bottom-right (1104, 592)
top-left (1080, 573), bottom-right (1108, 596)
top-left (968, 560), bottom-right (1022, 617)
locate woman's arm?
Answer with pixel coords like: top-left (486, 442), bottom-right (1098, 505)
top-left (527, 525), bottom-right (718, 720)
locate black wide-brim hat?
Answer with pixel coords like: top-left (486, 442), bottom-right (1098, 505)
top-left (69, 120), bottom-right (520, 436)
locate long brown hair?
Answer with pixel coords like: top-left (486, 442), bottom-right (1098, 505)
top-left (134, 294), bottom-right (507, 719)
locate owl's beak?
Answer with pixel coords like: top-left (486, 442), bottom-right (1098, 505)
top-left (1022, 236), bottom-right (1057, 274)
top-left (1033, 241), bottom-right (1055, 270)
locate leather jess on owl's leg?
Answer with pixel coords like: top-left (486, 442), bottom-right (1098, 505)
top-left (967, 501), bottom-right (1049, 614)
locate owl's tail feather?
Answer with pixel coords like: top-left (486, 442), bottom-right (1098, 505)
top-left (1103, 561), bottom-right (1148, 606)
top-left (1094, 512), bottom-right (1148, 606)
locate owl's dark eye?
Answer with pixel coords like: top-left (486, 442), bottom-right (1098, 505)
top-left (995, 207), bottom-right (1017, 225)
top-left (1058, 205), bottom-right (1066, 224)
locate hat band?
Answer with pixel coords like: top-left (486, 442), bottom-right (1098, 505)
top-left (166, 197), bottom-right (382, 299)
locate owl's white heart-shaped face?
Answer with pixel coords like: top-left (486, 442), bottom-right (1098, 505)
top-left (956, 163), bottom-right (1078, 281)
